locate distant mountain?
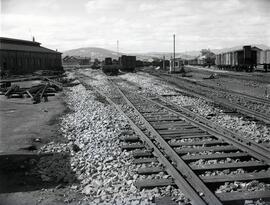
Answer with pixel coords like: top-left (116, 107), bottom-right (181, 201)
top-left (62, 47), bottom-right (124, 60)
top-left (62, 47), bottom-right (196, 61)
top-left (62, 44), bottom-right (270, 61)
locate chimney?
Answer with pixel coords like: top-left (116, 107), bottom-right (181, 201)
top-left (32, 36), bottom-right (35, 42)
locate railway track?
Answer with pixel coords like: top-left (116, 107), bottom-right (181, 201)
top-left (77, 72), bottom-right (270, 204)
top-left (146, 71), bottom-right (270, 124)
top-left (109, 79), bottom-right (269, 205)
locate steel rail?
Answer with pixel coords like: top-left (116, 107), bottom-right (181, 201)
top-left (109, 80), bottom-right (223, 205)
top-left (150, 72), bottom-right (270, 124)
top-left (161, 72), bottom-right (270, 105)
top-left (139, 95), bottom-right (270, 165)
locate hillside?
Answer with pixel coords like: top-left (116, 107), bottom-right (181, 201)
top-left (62, 47), bottom-right (124, 60)
top-left (62, 44), bottom-right (270, 61)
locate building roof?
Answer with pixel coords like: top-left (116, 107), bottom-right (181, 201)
top-left (0, 37), bottom-right (61, 54)
top-left (216, 45), bottom-right (263, 54)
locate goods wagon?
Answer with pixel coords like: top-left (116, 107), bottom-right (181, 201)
top-left (102, 57), bottom-right (120, 75)
top-left (215, 46), bottom-right (261, 72)
top-left (257, 50), bottom-right (270, 71)
top-left (120, 55), bottom-right (136, 72)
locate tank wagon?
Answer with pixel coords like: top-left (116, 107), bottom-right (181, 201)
top-left (215, 46), bottom-right (262, 72)
top-left (120, 55), bottom-right (136, 72)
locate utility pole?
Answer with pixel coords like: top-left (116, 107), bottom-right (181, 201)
top-left (117, 40), bottom-right (120, 65)
top-left (173, 34), bottom-right (175, 73)
top-left (163, 56), bottom-right (165, 70)
top-left (117, 40), bottom-right (119, 57)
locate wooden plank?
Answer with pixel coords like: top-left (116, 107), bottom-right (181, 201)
top-left (161, 132), bottom-right (208, 137)
top-left (133, 158), bottom-right (158, 164)
top-left (191, 161), bottom-right (267, 171)
top-left (175, 145), bottom-right (238, 154)
top-left (26, 90), bottom-right (33, 99)
top-left (133, 150), bottom-right (153, 158)
top-left (134, 179), bottom-right (175, 189)
top-left (150, 121), bottom-right (187, 127)
top-left (162, 134), bottom-right (213, 140)
top-left (169, 140), bottom-right (226, 147)
top-left (120, 135), bottom-right (140, 142)
top-left (137, 167), bottom-right (164, 175)
top-left (201, 171), bottom-right (270, 183)
top-left (155, 197), bottom-right (178, 205)
top-left (182, 152), bottom-right (249, 161)
top-left (148, 117), bottom-right (183, 122)
top-left (159, 129), bottom-right (204, 134)
top-left (217, 190), bottom-right (270, 202)
top-left (121, 144), bottom-right (145, 150)
top-left (154, 124), bottom-right (195, 130)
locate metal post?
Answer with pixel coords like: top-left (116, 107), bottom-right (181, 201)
top-left (163, 56), bottom-right (165, 70)
top-left (173, 34), bottom-right (175, 73)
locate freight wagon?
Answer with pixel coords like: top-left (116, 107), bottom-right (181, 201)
top-left (120, 55), bottom-right (136, 72)
top-left (257, 49), bottom-right (270, 71)
top-left (102, 57), bottom-right (120, 75)
top-left (215, 46), bottom-right (262, 72)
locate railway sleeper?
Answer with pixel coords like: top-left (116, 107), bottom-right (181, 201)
top-left (121, 143), bottom-right (145, 151)
top-left (216, 190), bottom-right (270, 204)
top-left (132, 150), bottom-right (153, 158)
top-left (175, 145), bottom-right (239, 154)
top-left (162, 134), bottom-right (214, 140)
top-left (169, 139), bottom-right (226, 147)
top-left (182, 152), bottom-right (250, 161)
top-left (201, 171), bottom-right (270, 183)
top-left (134, 178), bottom-right (176, 190)
top-left (133, 158), bottom-right (158, 164)
top-left (120, 135), bottom-right (140, 142)
top-left (191, 161), bottom-right (268, 171)
top-left (137, 167), bottom-right (165, 175)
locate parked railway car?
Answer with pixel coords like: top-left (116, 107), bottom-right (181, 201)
top-left (257, 49), bottom-right (270, 71)
top-left (102, 57), bottom-right (120, 75)
top-left (120, 55), bottom-right (136, 72)
top-left (215, 46), bottom-right (262, 72)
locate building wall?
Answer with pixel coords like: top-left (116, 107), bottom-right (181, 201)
top-left (0, 50), bottom-right (62, 74)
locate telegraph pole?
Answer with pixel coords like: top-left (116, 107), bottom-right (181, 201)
top-left (117, 40), bottom-right (119, 57)
top-left (163, 55), bottom-right (165, 70)
top-left (173, 34), bottom-right (175, 73)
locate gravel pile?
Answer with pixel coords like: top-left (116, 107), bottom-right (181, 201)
top-left (36, 69), bottom-right (191, 204)
top-left (37, 84), bottom-right (166, 204)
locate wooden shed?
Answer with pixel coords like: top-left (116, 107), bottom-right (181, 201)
top-left (0, 37), bottom-right (63, 75)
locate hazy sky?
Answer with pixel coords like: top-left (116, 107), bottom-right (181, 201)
top-left (1, 0), bottom-right (270, 53)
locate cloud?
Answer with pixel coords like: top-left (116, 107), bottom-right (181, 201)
top-left (1, 0), bottom-right (270, 52)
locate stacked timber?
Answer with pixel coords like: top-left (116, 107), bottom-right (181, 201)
top-left (0, 78), bottom-right (63, 104)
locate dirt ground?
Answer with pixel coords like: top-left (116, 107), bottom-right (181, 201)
top-left (0, 87), bottom-right (83, 205)
top-left (0, 93), bottom-right (65, 153)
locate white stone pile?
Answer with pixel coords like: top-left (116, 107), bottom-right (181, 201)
top-left (37, 70), bottom-right (190, 205)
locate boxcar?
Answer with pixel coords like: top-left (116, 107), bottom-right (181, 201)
top-left (120, 55), bottom-right (136, 72)
top-left (102, 57), bottom-right (119, 75)
top-left (215, 46), bottom-right (261, 71)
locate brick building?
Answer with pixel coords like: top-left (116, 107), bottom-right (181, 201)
top-left (0, 37), bottom-right (63, 74)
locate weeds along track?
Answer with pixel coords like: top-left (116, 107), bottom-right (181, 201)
top-left (78, 72), bottom-right (270, 205)
top-left (148, 71), bottom-right (270, 124)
